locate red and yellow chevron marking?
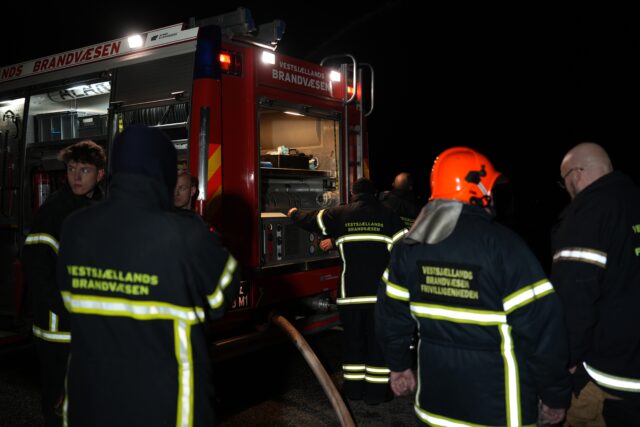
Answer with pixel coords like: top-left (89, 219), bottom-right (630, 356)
top-left (207, 143), bottom-right (222, 214)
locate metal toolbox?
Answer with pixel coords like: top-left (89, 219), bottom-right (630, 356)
top-left (35, 112), bottom-right (79, 142)
top-left (78, 114), bottom-right (108, 138)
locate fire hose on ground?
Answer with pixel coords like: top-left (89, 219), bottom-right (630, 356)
top-left (270, 312), bottom-right (355, 427)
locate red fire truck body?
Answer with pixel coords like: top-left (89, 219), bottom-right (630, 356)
top-left (0, 9), bottom-right (372, 344)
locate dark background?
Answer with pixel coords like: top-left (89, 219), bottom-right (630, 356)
top-left (4, 1), bottom-right (639, 266)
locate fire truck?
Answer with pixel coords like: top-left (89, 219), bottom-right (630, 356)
top-left (0, 8), bottom-right (373, 350)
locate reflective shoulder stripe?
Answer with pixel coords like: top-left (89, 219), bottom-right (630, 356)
top-left (410, 302), bottom-right (507, 325)
top-left (335, 234), bottom-right (391, 245)
top-left (553, 247), bottom-right (607, 268)
top-left (61, 291), bottom-right (205, 323)
top-left (316, 209), bottom-right (328, 236)
top-left (337, 296), bottom-right (377, 305)
top-left (32, 325), bottom-right (71, 343)
top-left (383, 268), bottom-right (409, 301)
top-left (25, 233), bottom-right (59, 254)
top-left (503, 280), bottom-right (554, 313)
top-left (391, 228), bottom-right (408, 244)
top-left (584, 362), bottom-right (640, 392)
top-left (208, 254), bottom-right (238, 309)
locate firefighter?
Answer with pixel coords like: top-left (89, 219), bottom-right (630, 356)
top-left (376, 147), bottom-right (571, 426)
top-left (174, 170), bottom-right (198, 210)
top-left (56, 125), bottom-right (239, 426)
top-left (22, 140), bottom-right (105, 427)
top-left (287, 177), bottom-right (406, 405)
top-left (552, 142), bottom-right (640, 426)
top-left (380, 172), bottom-right (419, 228)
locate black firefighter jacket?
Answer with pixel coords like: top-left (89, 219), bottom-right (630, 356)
top-left (56, 173), bottom-right (240, 427)
top-left (22, 184), bottom-right (102, 344)
top-left (551, 171), bottom-right (640, 400)
top-left (381, 189), bottom-right (419, 228)
top-left (377, 202), bottom-right (571, 426)
top-left (290, 192), bottom-right (406, 308)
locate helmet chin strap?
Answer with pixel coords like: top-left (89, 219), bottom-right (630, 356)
top-left (466, 165), bottom-right (493, 208)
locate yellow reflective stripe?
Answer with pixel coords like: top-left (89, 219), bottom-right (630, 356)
top-left (343, 373), bottom-right (365, 380)
top-left (337, 296), bottom-right (377, 305)
top-left (410, 302), bottom-right (507, 325)
top-left (343, 364), bottom-right (365, 371)
top-left (391, 228), bottom-right (408, 244)
top-left (499, 324), bottom-right (521, 426)
top-left (25, 233), bottom-right (59, 254)
top-left (583, 362), bottom-right (640, 392)
top-left (32, 325), bottom-right (71, 343)
top-left (553, 247), bottom-right (607, 268)
top-left (503, 280), bottom-right (554, 313)
top-left (336, 233), bottom-right (391, 245)
top-left (383, 269), bottom-right (409, 301)
top-left (61, 292), bottom-right (205, 323)
top-left (175, 320), bottom-right (194, 427)
top-left (365, 375), bottom-right (389, 383)
top-left (50, 311), bottom-right (58, 332)
top-left (316, 209), bottom-right (328, 235)
top-left (387, 228), bottom-right (409, 250)
top-left (366, 366), bottom-right (390, 374)
top-left (337, 243), bottom-right (346, 298)
top-left (207, 255), bottom-right (238, 309)
top-left (415, 405), bottom-right (496, 427)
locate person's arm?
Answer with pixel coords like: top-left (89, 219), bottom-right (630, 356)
top-left (375, 246), bottom-right (416, 383)
top-left (502, 241), bottom-right (571, 411)
top-left (288, 207), bottom-right (337, 238)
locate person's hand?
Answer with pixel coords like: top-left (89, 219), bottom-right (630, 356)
top-left (389, 369), bottom-right (416, 396)
top-left (287, 207), bottom-right (298, 217)
top-left (540, 403), bottom-right (566, 425)
top-left (319, 238), bottom-right (334, 251)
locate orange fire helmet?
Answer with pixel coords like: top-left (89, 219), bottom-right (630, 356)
top-left (430, 147), bottom-right (503, 207)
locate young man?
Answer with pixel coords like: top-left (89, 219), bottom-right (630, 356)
top-left (56, 126), bottom-right (239, 426)
top-left (174, 171), bottom-right (198, 210)
top-left (376, 147), bottom-right (571, 426)
top-left (22, 140), bottom-right (106, 427)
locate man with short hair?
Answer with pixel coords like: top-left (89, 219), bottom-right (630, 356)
top-left (552, 142), bottom-right (640, 426)
top-left (288, 177), bottom-right (407, 405)
top-left (174, 171), bottom-right (198, 210)
top-left (381, 172), bottom-right (419, 228)
top-left (22, 140), bottom-right (106, 427)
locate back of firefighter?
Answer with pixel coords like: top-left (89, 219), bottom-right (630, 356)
top-left (288, 177), bottom-right (406, 405)
top-left (552, 142), bottom-right (640, 426)
top-left (56, 125), bottom-right (239, 427)
top-left (22, 140), bottom-right (105, 427)
top-left (376, 147), bottom-right (571, 426)
top-left (381, 172), bottom-right (419, 228)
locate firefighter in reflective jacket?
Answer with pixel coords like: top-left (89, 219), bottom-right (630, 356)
top-left (56, 126), bottom-right (239, 427)
top-left (22, 140), bottom-right (105, 427)
top-left (376, 147), bottom-right (571, 426)
top-left (552, 142), bottom-right (640, 426)
top-left (288, 177), bottom-right (406, 404)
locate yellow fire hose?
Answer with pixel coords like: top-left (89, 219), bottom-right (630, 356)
top-left (271, 313), bottom-right (355, 427)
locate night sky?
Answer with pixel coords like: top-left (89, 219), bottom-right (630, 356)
top-left (4, 2), bottom-right (640, 265)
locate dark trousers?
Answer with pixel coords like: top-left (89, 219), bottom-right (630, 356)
top-left (340, 306), bottom-right (391, 403)
top-left (603, 397), bottom-right (640, 427)
top-left (35, 339), bottom-right (69, 427)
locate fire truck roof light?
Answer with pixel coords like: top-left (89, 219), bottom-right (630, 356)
top-left (261, 51), bottom-right (275, 65)
top-left (329, 70), bottom-right (341, 82)
top-left (128, 34), bottom-right (144, 48)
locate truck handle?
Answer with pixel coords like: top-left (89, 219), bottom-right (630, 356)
top-left (359, 63), bottom-right (375, 117)
top-left (320, 54), bottom-right (357, 104)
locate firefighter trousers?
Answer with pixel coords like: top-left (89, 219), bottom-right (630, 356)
top-left (35, 339), bottom-right (69, 427)
top-left (339, 306), bottom-right (392, 404)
